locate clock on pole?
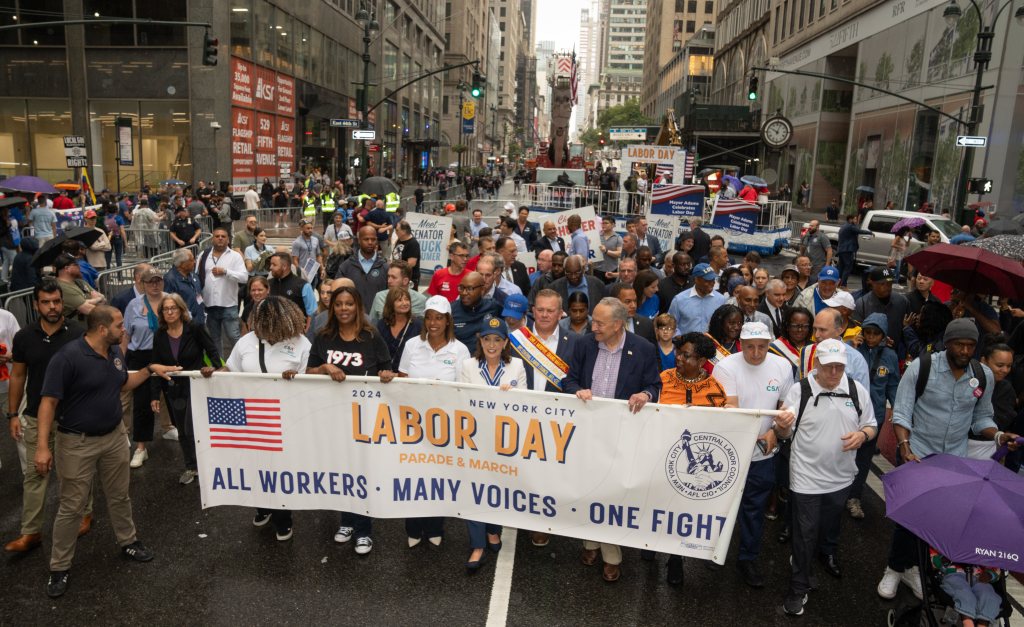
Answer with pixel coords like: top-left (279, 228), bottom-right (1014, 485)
top-left (760, 114), bottom-right (793, 150)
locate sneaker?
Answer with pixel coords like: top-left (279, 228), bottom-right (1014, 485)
top-left (162, 427), bottom-right (179, 441)
top-left (354, 536), bottom-right (373, 555)
top-left (46, 570), bottom-right (70, 598)
top-left (121, 540), bottom-right (154, 562)
top-left (428, 536), bottom-right (443, 547)
top-left (275, 527), bottom-right (293, 542)
top-left (129, 448), bottom-right (148, 469)
top-left (783, 593), bottom-right (808, 616)
top-left (846, 498), bottom-right (865, 520)
top-left (179, 469), bottom-right (198, 485)
top-left (408, 536), bottom-right (422, 548)
top-left (737, 559), bottom-right (765, 588)
top-left (900, 567), bottom-right (924, 600)
top-left (334, 526), bottom-right (354, 544)
top-left (253, 512), bottom-right (272, 527)
top-left (877, 567), bottom-right (901, 599)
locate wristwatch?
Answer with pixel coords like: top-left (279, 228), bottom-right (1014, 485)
top-left (6, 411), bottom-right (19, 419)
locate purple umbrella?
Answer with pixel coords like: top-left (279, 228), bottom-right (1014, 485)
top-left (0, 175), bottom-right (59, 195)
top-left (890, 216), bottom-right (926, 233)
top-left (881, 452), bottom-right (1024, 572)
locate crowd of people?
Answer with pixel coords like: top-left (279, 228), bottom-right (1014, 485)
top-left (1, 191), bottom-right (1021, 620)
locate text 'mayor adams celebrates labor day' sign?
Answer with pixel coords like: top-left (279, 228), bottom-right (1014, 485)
top-left (189, 373), bottom-right (763, 563)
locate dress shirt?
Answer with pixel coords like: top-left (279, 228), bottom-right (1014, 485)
top-left (201, 248), bottom-right (248, 307)
top-left (591, 331), bottom-right (625, 399)
top-left (669, 288), bottom-right (726, 335)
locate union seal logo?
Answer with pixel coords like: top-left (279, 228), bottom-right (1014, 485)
top-left (665, 430), bottom-right (740, 500)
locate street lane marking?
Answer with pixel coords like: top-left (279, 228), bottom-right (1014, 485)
top-left (485, 526), bottom-right (518, 627)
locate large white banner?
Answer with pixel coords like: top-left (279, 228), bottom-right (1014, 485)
top-left (403, 212), bottom-right (452, 274)
top-left (644, 213), bottom-right (681, 258)
top-left (190, 374), bottom-right (763, 562)
top-left (545, 205), bottom-right (604, 263)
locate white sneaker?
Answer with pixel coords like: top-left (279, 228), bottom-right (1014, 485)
top-left (130, 449), bottom-right (148, 469)
top-left (408, 536), bottom-right (421, 548)
top-left (900, 567), bottom-right (924, 600)
top-left (877, 567), bottom-right (901, 599)
top-left (428, 536), bottom-right (443, 547)
top-left (162, 427), bottom-right (179, 441)
top-left (334, 526), bottom-right (354, 544)
top-left (354, 536), bottom-right (373, 555)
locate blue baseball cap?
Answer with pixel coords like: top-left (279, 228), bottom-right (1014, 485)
top-left (501, 293), bottom-right (529, 320)
top-left (818, 266), bottom-right (840, 282)
top-left (692, 263), bottom-right (717, 281)
top-left (480, 314), bottom-right (508, 339)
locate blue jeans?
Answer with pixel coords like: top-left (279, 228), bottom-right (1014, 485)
top-left (1, 247), bottom-right (15, 283)
top-left (941, 573), bottom-right (1002, 622)
top-left (466, 520), bottom-right (502, 549)
top-left (205, 306), bottom-right (240, 356)
top-left (105, 237), bottom-right (124, 267)
top-left (738, 456), bottom-right (776, 562)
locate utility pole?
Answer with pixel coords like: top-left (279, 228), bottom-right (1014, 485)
top-left (457, 82), bottom-right (466, 179)
top-left (357, 4), bottom-right (379, 182)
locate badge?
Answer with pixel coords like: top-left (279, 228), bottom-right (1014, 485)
top-left (371, 269), bottom-right (380, 277)
top-left (968, 377), bottom-right (979, 388)
top-left (973, 387), bottom-right (983, 398)
top-left (876, 367), bottom-right (889, 377)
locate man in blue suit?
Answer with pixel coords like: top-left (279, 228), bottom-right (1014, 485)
top-left (562, 296), bottom-right (661, 584)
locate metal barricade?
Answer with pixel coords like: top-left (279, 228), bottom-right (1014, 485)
top-left (235, 206), bottom-right (308, 233)
top-left (2, 287), bottom-right (38, 328)
top-left (96, 232), bottom-right (212, 301)
top-left (125, 228), bottom-right (173, 260)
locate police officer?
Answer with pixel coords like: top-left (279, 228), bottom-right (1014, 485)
top-left (5, 281), bottom-right (92, 554)
top-left (320, 187), bottom-right (337, 232)
top-left (34, 305), bottom-right (180, 598)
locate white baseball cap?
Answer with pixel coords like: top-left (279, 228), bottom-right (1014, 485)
top-left (815, 339), bottom-right (847, 365)
top-left (424, 295), bottom-right (452, 316)
top-left (823, 291), bottom-right (855, 310)
top-left (739, 321), bottom-right (772, 341)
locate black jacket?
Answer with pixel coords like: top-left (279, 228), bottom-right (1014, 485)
top-left (508, 260), bottom-right (532, 297)
top-left (150, 320), bottom-right (221, 396)
top-left (629, 316), bottom-right (656, 345)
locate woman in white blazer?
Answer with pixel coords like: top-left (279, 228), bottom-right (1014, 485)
top-left (456, 314), bottom-right (526, 574)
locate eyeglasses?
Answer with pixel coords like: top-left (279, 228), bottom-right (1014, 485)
top-left (161, 306), bottom-right (180, 312)
top-left (458, 284), bottom-right (484, 292)
top-left (451, 252), bottom-right (469, 258)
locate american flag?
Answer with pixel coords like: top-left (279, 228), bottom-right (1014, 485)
top-left (684, 153), bottom-right (695, 180)
top-left (207, 397), bottom-right (283, 452)
top-left (713, 197), bottom-right (760, 214)
top-left (655, 163), bottom-right (673, 181)
top-left (570, 51), bottom-right (579, 105)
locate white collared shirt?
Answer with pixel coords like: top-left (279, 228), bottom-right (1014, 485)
top-left (529, 325), bottom-right (562, 392)
top-left (201, 247), bottom-right (249, 307)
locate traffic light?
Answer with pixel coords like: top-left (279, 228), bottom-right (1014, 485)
top-left (747, 75), bottom-right (758, 101)
top-left (967, 178), bottom-right (993, 195)
top-left (470, 71), bottom-right (484, 98)
top-left (202, 31), bottom-right (219, 66)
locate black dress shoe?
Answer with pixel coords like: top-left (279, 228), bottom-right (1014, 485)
top-left (640, 549), bottom-right (656, 561)
top-left (466, 551), bottom-right (487, 574)
top-left (777, 525), bottom-right (791, 544)
top-left (46, 571), bottom-right (69, 598)
top-left (820, 553), bottom-right (841, 578)
top-left (737, 559), bottom-right (765, 588)
top-left (667, 555), bottom-right (684, 586)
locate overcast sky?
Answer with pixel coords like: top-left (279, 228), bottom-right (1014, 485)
top-left (535, 0), bottom-right (586, 51)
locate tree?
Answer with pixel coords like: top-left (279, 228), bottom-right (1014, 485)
top-left (579, 128), bottom-right (603, 149)
top-left (595, 99), bottom-right (652, 130)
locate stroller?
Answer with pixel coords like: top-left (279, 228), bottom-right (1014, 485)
top-left (887, 537), bottom-right (1015, 626)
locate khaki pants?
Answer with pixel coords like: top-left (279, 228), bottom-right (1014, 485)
top-left (18, 414), bottom-right (93, 535)
top-left (50, 425), bottom-right (137, 571)
top-left (583, 540), bottom-right (622, 566)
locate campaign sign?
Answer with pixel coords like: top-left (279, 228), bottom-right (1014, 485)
top-left (650, 184), bottom-right (705, 218)
top-left (710, 197), bottom-right (760, 234)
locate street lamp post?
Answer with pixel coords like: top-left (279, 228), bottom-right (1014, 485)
top-left (357, 4), bottom-right (379, 182)
top-left (944, 0), bottom-right (1024, 223)
top-left (456, 81), bottom-right (467, 179)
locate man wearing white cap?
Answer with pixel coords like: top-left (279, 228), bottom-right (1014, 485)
top-left (801, 309), bottom-right (870, 389)
top-left (713, 322), bottom-right (796, 588)
top-left (777, 339), bottom-right (876, 616)
top-left (821, 290), bottom-right (862, 341)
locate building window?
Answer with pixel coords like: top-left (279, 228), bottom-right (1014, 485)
top-left (500, 6), bottom-right (506, 16)
top-left (781, 0), bottom-right (788, 39)
top-left (83, 0), bottom-right (186, 46)
top-left (705, 0), bottom-right (714, 12)
top-left (774, 6), bottom-right (780, 43)
top-left (790, 0), bottom-right (797, 34)
top-left (799, 0), bottom-right (805, 28)
top-left (809, 0), bottom-right (815, 22)
top-left (230, 0), bottom-right (253, 58)
top-left (686, 20), bottom-right (695, 32)
top-left (688, 0), bottom-right (697, 11)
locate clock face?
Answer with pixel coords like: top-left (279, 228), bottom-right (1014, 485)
top-left (762, 117), bottom-right (792, 148)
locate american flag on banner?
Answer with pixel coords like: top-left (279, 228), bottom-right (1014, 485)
top-left (685, 153), bottom-right (695, 180)
top-left (207, 397), bottom-right (283, 452)
top-left (655, 163), bottom-right (673, 181)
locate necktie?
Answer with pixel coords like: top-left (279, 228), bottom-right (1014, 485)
top-left (774, 308), bottom-right (782, 330)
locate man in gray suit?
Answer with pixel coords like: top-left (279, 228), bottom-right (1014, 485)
top-left (451, 199), bottom-right (472, 246)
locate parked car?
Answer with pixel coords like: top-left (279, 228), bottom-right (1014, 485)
top-left (792, 210), bottom-right (960, 268)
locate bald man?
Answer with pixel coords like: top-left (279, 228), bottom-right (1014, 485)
top-left (334, 225), bottom-right (388, 312)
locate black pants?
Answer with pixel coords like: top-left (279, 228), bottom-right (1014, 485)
top-left (789, 486), bottom-right (849, 595)
top-left (848, 437), bottom-right (876, 500)
top-left (341, 512), bottom-right (373, 537)
top-left (256, 508), bottom-right (292, 534)
top-left (162, 379), bottom-right (197, 470)
top-left (838, 252), bottom-right (855, 287)
top-left (405, 517), bottom-right (444, 540)
top-left (126, 350), bottom-right (155, 443)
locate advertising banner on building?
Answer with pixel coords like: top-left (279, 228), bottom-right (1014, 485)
top-left (650, 184), bottom-right (705, 218)
top-left (231, 57), bottom-right (254, 107)
top-left (402, 212), bottom-right (452, 273)
top-left (254, 65), bottom-right (277, 113)
top-left (275, 74), bottom-right (295, 117)
top-left (276, 116), bottom-right (294, 180)
top-left (255, 112), bottom-right (277, 182)
top-left (544, 205), bottom-right (603, 263)
top-left (191, 373), bottom-right (763, 563)
top-left (710, 196), bottom-right (760, 234)
top-left (231, 107), bottom-right (255, 191)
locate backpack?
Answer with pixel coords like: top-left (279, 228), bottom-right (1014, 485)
top-left (793, 375), bottom-right (862, 437)
top-left (104, 215), bottom-right (121, 240)
top-left (229, 198), bottom-right (242, 221)
top-left (914, 351), bottom-right (985, 402)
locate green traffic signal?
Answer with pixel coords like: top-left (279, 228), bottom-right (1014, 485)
top-left (747, 75), bottom-right (758, 101)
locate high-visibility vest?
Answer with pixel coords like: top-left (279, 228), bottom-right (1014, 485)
top-left (302, 194), bottom-right (317, 216)
top-left (321, 193), bottom-right (336, 213)
top-left (385, 192), bottom-right (400, 212)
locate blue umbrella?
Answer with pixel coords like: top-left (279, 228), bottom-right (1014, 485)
top-left (740, 175), bottom-right (767, 187)
top-left (0, 175), bottom-right (59, 195)
top-left (855, 185), bottom-right (875, 194)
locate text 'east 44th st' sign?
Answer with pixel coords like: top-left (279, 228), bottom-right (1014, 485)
top-left (956, 136), bottom-right (987, 148)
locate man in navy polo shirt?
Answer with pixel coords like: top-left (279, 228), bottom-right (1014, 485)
top-left (34, 305), bottom-right (180, 598)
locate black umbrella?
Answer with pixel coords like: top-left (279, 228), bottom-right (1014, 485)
top-left (0, 196), bottom-right (29, 209)
top-left (982, 218), bottom-right (1024, 236)
top-left (32, 226), bottom-right (104, 268)
top-left (358, 176), bottom-right (400, 197)
top-left (966, 235), bottom-right (1024, 261)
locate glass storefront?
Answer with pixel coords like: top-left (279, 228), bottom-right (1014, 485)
top-left (0, 99), bottom-right (71, 181)
top-left (89, 100), bottom-right (191, 192)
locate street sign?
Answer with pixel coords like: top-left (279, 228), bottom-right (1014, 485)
top-left (956, 135), bottom-right (987, 147)
top-left (352, 129), bottom-right (376, 140)
top-left (368, 144), bottom-right (381, 153)
top-left (331, 118), bottom-right (361, 128)
top-left (608, 127), bottom-right (647, 141)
